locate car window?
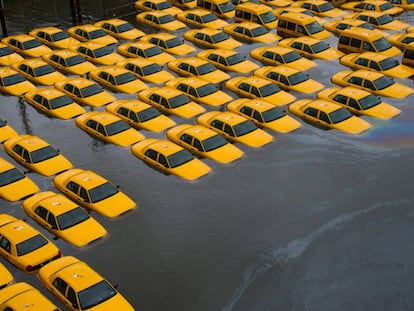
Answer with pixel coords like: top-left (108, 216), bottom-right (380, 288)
top-left (356, 58), bottom-right (369, 66)
top-left (369, 61), bottom-right (381, 71)
top-left (159, 154), bottom-right (169, 167)
top-left (348, 98), bottom-right (360, 109)
top-left (253, 110), bottom-right (263, 122)
top-left (224, 124), bottom-right (234, 136)
top-left (180, 133), bottom-right (193, 144)
top-left (0, 236), bottom-right (11, 253)
top-left (238, 82), bottom-right (250, 92)
top-left (97, 124), bottom-right (106, 135)
top-left (211, 119), bottom-right (224, 130)
top-left (47, 213), bottom-right (57, 228)
top-left (86, 119), bottom-right (98, 130)
top-left (193, 138), bottom-right (203, 151)
top-left (145, 148), bottom-right (158, 160)
top-left (304, 107), bottom-right (318, 117)
top-left (363, 79), bottom-right (375, 90)
top-left (240, 106), bottom-right (253, 117)
top-left (12, 144), bottom-right (24, 156)
top-left (349, 76), bottom-right (363, 86)
top-left (67, 181), bottom-right (80, 194)
top-left (35, 206), bottom-right (48, 220)
top-left (80, 187), bottom-right (90, 202)
top-left (319, 111), bottom-right (330, 123)
top-left (333, 94), bottom-right (347, 104)
top-left (53, 278), bottom-right (68, 296)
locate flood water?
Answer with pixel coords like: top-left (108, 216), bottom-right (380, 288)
top-left (1, 1), bottom-right (414, 311)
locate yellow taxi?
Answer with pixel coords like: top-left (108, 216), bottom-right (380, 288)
top-left (55, 77), bottom-right (115, 107)
top-left (0, 262), bottom-right (13, 289)
top-left (389, 0), bottom-right (414, 10)
top-left (0, 43), bottom-right (24, 66)
top-left (117, 41), bottom-right (175, 65)
top-left (261, 0), bottom-right (292, 6)
top-left (138, 86), bottom-right (206, 118)
top-left (225, 76), bottom-right (296, 106)
top-left (11, 59), bottom-right (66, 86)
top-left (254, 65), bottom-right (324, 94)
top-left (317, 86), bottom-right (401, 119)
top-left (24, 88), bottom-right (85, 120)
top-left (323, 19), bottom-right (389, 37)
top-left (289, 99), bottom-right (371, 134)
top-left (0, 68), bottom-right (35, 96)
top-left (67, 24), bottom-right (118, 45)
top-left (408, 25), bottom-right (414, 33)
top-left (170, 0), bottom-right (197, 9)
top-left (41, 50), bottom-right (97, 76)
top-left (227, 98), bottom-right (301, 133)
top-left (275, 12), bottom-right (329, 40)
top-left (38, 256), bottom-right (134, 311)
top-left (0, 157), bottom-right (39, 202)
top-left (89, 66), bottom-right (148, 94)
top-left (0, 119), bottom-right (18, 143)
top-left (116, 58), bottom-right (175, 84)
top-left (339, 52), bottom-right (414, 79)
top-left (167, 57), bottom-right (230, 83)
top-left (135, 0), bottom-right (183, 15)
top-left (273, 7), bottom-right (325, 25)
top-left (166, 124), bottom-right (243, 163)
top-left (3, 134), bottom-right (73, 176)
top-left (197, 111), bottom-right (273, 147)
top-left (197, 49), bottom-right (259, 73)
top-left (166, 76), bottom-right (233, 106)
top-left (184, 28), bottom-right (241, 50)
top-left (1, 34), bottom-right (52, 58)
top-left (106, 99), bottom-right (176, 132)
top-left (140, 33), bottom-right (195, 56)
top-left (29, 26), bottom-right (80, 49)
top-left (176, 8), bottom-right (229, 29)
top-left (387, 33), bottom-right (414, 50)
top-left (22, 191), bottom-right (107, 247)
top-left (279, 36), bottom-right (344, 60)
top-left (341, 0), bottom-right (403, 16)
top-left (69, 42), bottom-right (124, 65)
top-left (250, 45), bottom-right (316, 70)
top-left (290, 0), bottom-right (346, 18)
top-left (136, 11), bottom-right (187, 31)
top-left (0, 214), bottom-right (62, 273)
top-left (0, 282), bottom-right (61, 310)
top-left (223, 22), bottom-right (280, 43)
top-left (234, 2), bottom-right (278, 29)
top-left (343, 12), bottom-right (409, 31)
top-left (131, 138), bottom-right (211, 180)
top-left (331, 69), bottom-right (414, 99)
top-left (75, 111), bottom-right (145, 147)
top-left (53, 168), bottom-right (136, 218)
top-left (94, 18), bottom-right (145, 40)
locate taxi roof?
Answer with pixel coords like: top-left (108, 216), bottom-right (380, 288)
top-left (68, 170), bottom-right (108, 189)
top-left (143, 32), bottom-right (178, 40)
top-left (87, 111), bottom-right (123, 125)
top-left (113, 99), bottom-right (152, 112)
top-left (237, 98), bottom-right (279, 112)
top-left (334, 86), bottom-right (372, 100)
top-left (70, 24), bottom-right (103, 32)
top-left (34, 194), bottom-right (78, 215)
top-left (211, 111), bottom-right (250, 125)
top-left (15, 59), bottom-right (49, 68)
top-left (307, 99), bottom-right (343, 113)
top-left (31, 26), bottom-right (64, 34)
top-left (64, 77), bottom-right (96, 88)
top-left (153, 86), bottom-right (190, 98)
top-left (98, 18), bottom-right (130, 26)
top-left (182, 125), bottom-right (217, 139)
top-left (4, 34), bottom-right (38, 42)
top-left (30, 88), bottom-right (67, 99)
top-left (235, 76), bottom-right (273, 87)
top-left (0, 219), bottom-right (41, 243)
top-left (148, 139), bottom-right (185, 156)
top-left (10, 135), bottom-right (50, 152)
top-left (53, 260), bottom-right (104, 290)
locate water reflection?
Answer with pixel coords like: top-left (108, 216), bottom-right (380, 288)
top-left (17, 97), bottom-right (32, 134)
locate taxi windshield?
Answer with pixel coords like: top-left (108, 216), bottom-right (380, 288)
top-left (33, 64), bottom-right (55, 77)
top-left (30, 146), bottom-right (59, 163)
top-left (259, 83), bottom-right (280, 96)
top-left (168, 149), bottom-right (194, 168)
top-left (233, 120), bottom-right (256, 136)
top-left (262, 107), bottom-right (286, 122)
top-left (117, 23), bottom-right (134, 32)
top-left (57, 207), bottom-right (89, 230)
top-left (106, 120), bottom-right (130, 135)
top-left (251, 26), bottom-right (268, 37)
top-left (165, 37), bottom-right (182, 48)
top-left (114, 72), bottom-right (136, 85)
top-left (377, 14), bottom-right (393, 25)
top-left (306, 21), bottom-right (324, 34)
top-left (0, 46), bottom-right (13, 56)
top-left (226, 53), bottom-right (244, 65)
top-left (373, 38), bottom-right (392, 52)
top-left (379, 57), bottom-right (399, 70)
top-left (374, 76), bottom-right (394, 90)
top-left (288, 72), bottom-right (308, 85)
top-left (3, 74), bottom-right (25, 86)
top-left (260, 11), bottom-right (276, 23)
top-left (329, 107), bottom-right (352, 124)
top-left (201, 13), bottom-right (218, 23)
top-left (197, 63), bottom-right (216, 74)
top-left (219, 1), bottom-right (235, 13)
top-left (212, 32), bottom-right (229, 43)
top-left (93, 46), bottom-right (112, 57)
top-left (169, 94), bottom-right (191, 107)
top-left (283, 51), bottom-right (301, 63)
top-left (16, 234), bottom-right (48, 256)
top-left (89, 182), bottom-right (118, 202)
top-left (311, 41), bottom-right (329, 53)
top-left (66, 55), bottom-right (86, 66)
top-left (79, 280), bottom-right (117, 310)
top-left (81, 84), bottom-right (103, 97)
top-left (359, 94), bottom-right (381, 109)
top-left (202, 135), bottom-right (227, 151)
top-left (145, 46), bottom-right (162, 57)
top-left (142, 63), bottom-right (162, 75)
top-left (89, 29), bottom-right (107, 39)
top-left (22, 39), bottom-right (42, 49)
top-left (51, 31), bottom-right (70, 41)
top-left (197, 84), bottom-right (217, 97)
top-left (138, 107), bottom-right (160, 122)
top-left (319, 2), bottom-right (334, 12)
top-left (0, 168), bottom-right (25, 186)
top-left (159, 14), bottom-right (175, 24)
top-left (49, 95), bottom-right (73, 109)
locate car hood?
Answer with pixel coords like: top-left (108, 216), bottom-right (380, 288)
top-left (332, 116), bottom-right (371, 134)
top-left (198, 90), bottom-right (233, 107)
top-left (200, 70), bottom-right (230, 84)
top-left (380, 20), bottom-right (408, 31)
top-left (115, 80), bottom-right (147, 94)
top-left (83, 91), bottom-right (115, 107)
top-left (166, 44), bottom-right (195, 56)
top-left (384, 64), bottom-right (414, 79)
top-left (0, 177), bottom-right (39, 201)
top-left (171, 158), bottom-right (210, 180)
top-left (87, 292), bottom-right (134, 311)
top-left (92, 191), bottom-right (136, 217)
top-left (95, 53), bottom-right (124, 65)
top-left (262, 90), bottom-right (296, 106)
top-left (68, 62), bottom-right (97, 75)
top-left (363, 102), bottom-right (401, 119)
top-left (144, 70), bottom-right (175, 84)
top-left (376, 82), bottom-right (414, 99)
top-left (0, 53), bottom-right (23, 66)
top-left (52, 103), bottom-right (86, 119)
top-left (290, 79), bottom-right (324, 94)
top-left (32, 154), bottom-right (72, 176)
top-left (4, 81), bottom-right (35, 96)
top-left (287, 57), bottom-right (316, 71)
top-left (262, 115), bottom-right (301, 133)
top-left (140, 115), bottom-right (176, 132)
top-left (236, 129), bottom-right (273, 147)
top-left (36, 72), bottom-right (66, 85)
top-left (171, 102), bottom-right (206, 118)
top-left (0, 125), bottom-right (18, 143)
top-left (205, 143), bottom-right (243, 163)
top-left (60, 217), bottom-right (107, 247)
top-left (314, 48), bottom-right (344, 60)
top-left (105, 128), bottom-right (145, 147)
top-left (22, 46), bottom-right (51, 58)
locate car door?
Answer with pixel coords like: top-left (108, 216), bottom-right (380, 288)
top-left (303, 106), bottom-right (319, 123)
top-left (179, 133), bottom-right (195, 151)
top-left (98, 71), bottom-right (110, 88)
top-left (11, 144), bottom-right (30, 165)
top-left (0, 235), bottom-right (12, 262)
top-left (52, 277), bottom-right (80, 309)
top-left (144, 148), bottom-right (160, 167)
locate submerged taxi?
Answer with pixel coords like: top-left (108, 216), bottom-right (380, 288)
top-left (331, 69), bottom-right (414, 99)
top-left (339, 52), bottom-right (414, 79)
top-left (135, 0), bottom-right (183, 16)
top-left (140, 32), bottom-right (195, 56)
top-left (166, 76), bottom-right (233, 106)
top-left (225, 76), bottom-right (296, 106)
top-left (0, 263), bottom-right (13, 289)
top-left (254, 65), bottom-right (324, 94)
top-left (343, 11), bottom-right (409, 31)
top-left (67, 24), bottom-right (118, 45)
top-left (116, 58), bottom-right (175, 84)
top-left (250, 45), bottom-right (316, 70)
top-left (289, 99), bottom-right (371, 134)
top-left (75, 111), bottom-right (145, 147)
top-left (38, 256), bottom-right (134, 310)
top-left (89, 66), bottom-right (148, 94)
top-left (387, 33), bottom-right (414, 50)
top-left (117, 41), bottom-right (176, 65)
top-left (184, 28), bottom-right (241, 50)
top-left (0, 119), bottom-right (18, 143)
top-left (0, 68), bottom-right (35, 96)
top-left (0, 43), bottom-right (24, 66)
top-left (290, 0), bottom-right (346, 18)
top-left (11, 59), bottom-right (66, 86)
top-left (22, 191), bottom-right (107, 247)
top-left (227, 98), bottom-right (301, 133)
top-left (0, 157), bottom-right (39, 202)
top-left (53, 168), bottom-right (136, 217)
top-left (136, 11), bottom-right (187, 31)
top-left (95, 18), bottom-right (145, 40)
top-left (0, 214), bottom-right (61, 273)
top-left (3, 134), bottom-right (73, 176)
top-left (176, 8), bottom-right (229, 29)
top-left (197, 111), bottom-right (273, 147)
top-left (223, 22), bottom-right (280, 44)
top-left (139, 86), bottom-right (206, 118)
top-left (55, 77), bottom-right (115, 107)
top-left (197, 49), bottom-right (259, 73)
top-left (323, 19), bottom-right (388, 37)
top-left (41, 50), bottom-right (97, 75)
top-left (0, 282), bottom-right (60, 310)
top-left (131, 138), bottom-right (211, 180)
top-left (167, 57), bottom-right (230, 83)
top-left (29, 26), bottom-right (80, 49)
top-left (2, 34), bottom-right (52, 58)
top-left (23, 88), bottom-right (85, 120)
top-left (106, 99), bottom-right (176, 132)
top-left (341, 0), bottom-right (403, 16)
top-left (317, 86), bottom-right (401, 119)
top-left (279, 36), bottom-right (344, 60)
top-left (166, 124), bottom-right (243, 163)
top-left (69, 42), bottom-right (124, 65)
